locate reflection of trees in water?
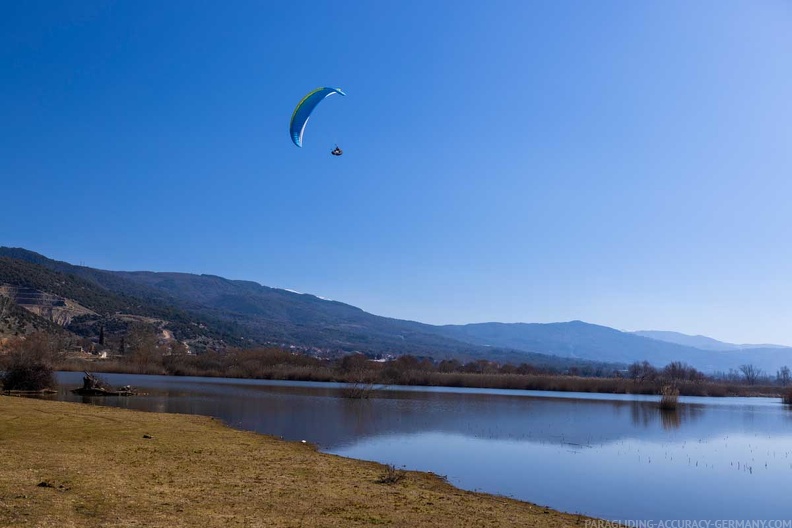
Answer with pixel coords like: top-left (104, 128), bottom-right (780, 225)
top-left (52, 373), bottom-right (786, 450)
top-left (334, 393), bottom-right (712, 448)
top-left (341, 398), bottom-right (380, 436)
top-left (629, 401), bottom-right (703, 430)
top-left (660, 409), bottom-right (681, 430)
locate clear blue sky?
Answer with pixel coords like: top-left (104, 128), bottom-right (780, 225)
top-left (2, 1), bottom-right (791, 344)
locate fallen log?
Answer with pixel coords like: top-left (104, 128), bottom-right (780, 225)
top-left (71, 372), bottom-right (137, 396)
top-left (70, 387), bottom-right (135, 396)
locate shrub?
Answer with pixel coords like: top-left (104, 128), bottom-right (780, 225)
top-left (340, 381), bottom-right (377, 399)
top-left (783, 388), bottom-right (792, 405)
top-left (375, 464), bottom-right (405, 485)
top-left (1, 361), bottom-right (56, 391)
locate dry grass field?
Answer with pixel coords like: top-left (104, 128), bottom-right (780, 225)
top-left (0, 396), bottom-right (594, 527)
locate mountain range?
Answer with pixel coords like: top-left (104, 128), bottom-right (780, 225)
top-left (631, 330), bottom-right (789, 352)
top-left (1, 246), bottom-right (791, 375)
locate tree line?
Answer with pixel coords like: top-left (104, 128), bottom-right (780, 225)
top-left (627, 359), bottom-right (792, 387)
top-left (2, 330), bottom-right (791, 397)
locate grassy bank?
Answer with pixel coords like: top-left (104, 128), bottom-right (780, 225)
top-left (0, 396), bottom-right (593, 527)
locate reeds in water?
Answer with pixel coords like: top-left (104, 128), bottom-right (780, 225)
top-left (659, 385), bottom-right (680, 410)
top-left (783, 388), bottom-right (792, 405)
top-left (340, 381), bottom-right (377, 399)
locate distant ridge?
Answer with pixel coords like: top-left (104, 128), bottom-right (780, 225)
top-left (632, 330), bottom-right (790, 351)
top-left (437, 321), bottom-right (792, 373)
top-left (2, 246), bottom-right (792, 374)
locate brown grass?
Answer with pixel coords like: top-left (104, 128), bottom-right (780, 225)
top-left (0, 396), bottom-right (594, 528)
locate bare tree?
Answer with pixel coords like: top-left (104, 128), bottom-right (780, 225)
top-left (125, 323), bottom-right (162, 372)
top-left (663, 361), bottom-right (689, 383)
top-left (628, 361), bottom-right (657, 383)
top-left (739, 364), bottom-right (763, 385)
top-left (777, 366), bottom-right (791, 387)
top-left (338, 353), bottom-right (378, 399)
top-left (17, 332), bottom-right (67, 365)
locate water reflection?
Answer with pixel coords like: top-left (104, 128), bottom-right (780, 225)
top-left (660, 408), bottom-right (681, 429)
top-left (49, 372), bottom-right (792, 522)
top-left (50, 372), bottom-right (783, 448)
top-left (626, 401), bottom-right (703, 430)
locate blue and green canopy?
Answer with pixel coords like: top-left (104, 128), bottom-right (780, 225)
top-left (289, 87), bottom-right (346, 147)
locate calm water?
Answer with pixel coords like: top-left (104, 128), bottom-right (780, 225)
top-left (50, 372), bottom-right (792, 522)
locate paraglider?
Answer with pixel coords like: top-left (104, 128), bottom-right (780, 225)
top-left (290, 87), bottom-right (345, 154)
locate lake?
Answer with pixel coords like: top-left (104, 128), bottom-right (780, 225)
top-left (50, 372), bottom-right (792, 522)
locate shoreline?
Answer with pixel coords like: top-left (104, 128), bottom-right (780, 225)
top-left (53, 370), bottom-right (788, 403)
top-left (0, 395), bottom-right (596, 527)
top-left (56, 361), bottom-right (786, 399)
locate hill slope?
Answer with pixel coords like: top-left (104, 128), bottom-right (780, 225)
top-left (4, 247), bottom-right (791, 374)
top-left (0, 294), bottom-right (64, 337)
top-left (0, 248), bottom-right (608, 369)
top-left (0, 255), bottom-right (246, 351)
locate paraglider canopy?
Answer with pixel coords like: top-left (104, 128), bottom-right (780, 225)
top-left (290, 87), bottom-right (346, 148)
